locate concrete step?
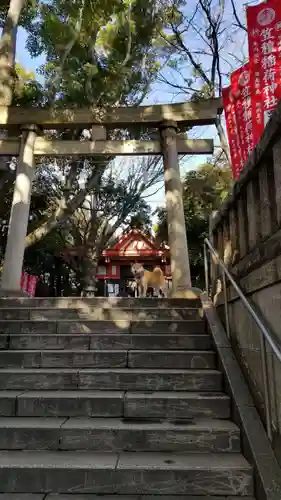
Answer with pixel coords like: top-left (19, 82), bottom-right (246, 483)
top-left (0, 451), bottom-right (253, 495)
top-left (131, 319), bottom-right (205, 334)
top-left (0, 350), bottom-right (216, 369)
top-left (0, 307), bottom-right (202, 321)
top-left (0, 297), bottom-right (202, 308)
top-left (6, 333), bottom-right (212, 351)
top-left (0, 350), bottom-right (127, 368)
top-left (0, 496), bottom-right (258, 500)
top-left (0, 319), bottom-right (205, 334)
top-left (0, 368), bottom-right (223, 390)
top-left (128, 350), bottom-right (216, 369)
top-left (124, 391), bottom-right (231, 420)
top-left (0, 390), bottom-right (124, 417)
top-left (41, 496), bottom-right (258, 500)
top-left (1, 390), bottom-right (230, 419)
top-left (0, 417), bottom-right (241, 453)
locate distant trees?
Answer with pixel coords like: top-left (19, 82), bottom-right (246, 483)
top-left (155, 160), bottom-right (232, 287)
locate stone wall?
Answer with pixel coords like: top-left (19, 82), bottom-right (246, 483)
top-left (211, 101), bottom-right (281, 460)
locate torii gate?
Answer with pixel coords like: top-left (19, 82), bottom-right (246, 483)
top-left (0, 98), bottom-right (222, 297)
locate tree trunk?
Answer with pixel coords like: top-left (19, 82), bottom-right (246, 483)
top-left (0, 0), bottom-right (25, 105)
top-left (0, 0), bottom-right (25, 172)
top-left (215, 117), bottom-right (231, 166)
top-left (77, 251), bottom-right (99, 296)
top-left (24, 164), bottom-right (106, 248)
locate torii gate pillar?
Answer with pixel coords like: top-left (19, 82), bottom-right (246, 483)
top-left (1, 125), bottom-right (39, 295)
top-left (160, 120), bottom-right (192, 296)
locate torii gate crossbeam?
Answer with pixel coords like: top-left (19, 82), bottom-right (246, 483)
top-left (0, 99), bottom-right (222, 297)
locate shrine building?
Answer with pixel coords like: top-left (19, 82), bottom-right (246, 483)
top-left (97, 229), bottom-right (171, 296)
top-left (59, 229), bottom-right (171, 296)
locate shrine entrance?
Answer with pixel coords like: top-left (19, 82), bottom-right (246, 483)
top-left (0, 98), bottom-right (222, 297)
top-left (60, 229), bottom-right (171, 297)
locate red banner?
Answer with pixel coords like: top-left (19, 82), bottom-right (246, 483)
top-left (222, 87), bottom-right (243, 179)
top-left (20, 272), bottom-right (39, 296)
top-left (247, 0), bottom-right (281, 132)
top-left (27, 276), bottom-right (38, 297)
top-left (230, 63), bottom-right (258, 163)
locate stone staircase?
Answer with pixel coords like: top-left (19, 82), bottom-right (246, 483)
top-left (0, 297), bottom-right (255, 499)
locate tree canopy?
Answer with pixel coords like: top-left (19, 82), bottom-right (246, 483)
top-left (0, 0), bottom-right (172, 294)
top-left (0, 0), bottom-right (238, 295)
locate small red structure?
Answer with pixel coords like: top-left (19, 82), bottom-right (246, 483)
top-left (98, 229), bottom-right (171, 296)
top-left (61, 229), bottom-right (171, 296)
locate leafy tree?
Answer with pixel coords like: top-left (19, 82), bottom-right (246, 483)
top-left (25, 0), bottom-right (166, 107)
top-left (0, 0), bottom-right (170, 249)
top-left (0, 0), bottom-right (172, 293)
top-left (126, 210), bottom-right (152, 236)
top-left (155, 160), bottom-right (232, 287)
top-left (0, 0), bottom-right (39, 105)
top-left (13, 63), bottom-right (43, 105)
top-left (54, 156), bottom-right (159, 292)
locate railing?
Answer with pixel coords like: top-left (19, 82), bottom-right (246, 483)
top-left (204, 237), bottom-right (281, 442)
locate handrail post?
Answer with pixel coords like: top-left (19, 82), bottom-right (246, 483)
top-left (204, 243), bottom-right (209, 296)
top-left (260, 334), bottom-right (273, 441)
top-left (222, 270), bottom-right (230, 340)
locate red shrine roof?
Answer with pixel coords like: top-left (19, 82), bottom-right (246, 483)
top-left (102, 229), bottom-right (169, 259)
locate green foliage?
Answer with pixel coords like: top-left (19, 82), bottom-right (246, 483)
top-left (0, 0), bottom-right (172, 294)
top-left (0, 0), bottom-right (38, 29)
top-left (155, 161), bottom-right (233, 287)
top-left (23, 0), bottom-right (169, 106)
top-left (126, 207), bottom-right (152, 236)
top-left (58, 161), bottom-right (155, 291)
top-left (13, 63), bottom-right (44, 105)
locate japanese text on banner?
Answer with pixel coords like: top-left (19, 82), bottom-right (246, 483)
top-left (230, 63), bottom-right (255, 164)
top-left (222, 87), bottom-right (242, 179)
top-left (247, 0), bottom-right (281, 131)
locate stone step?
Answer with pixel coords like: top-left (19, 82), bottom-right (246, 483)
top-left (1, 390), bottom-right (230, 419)
top-left (0, 390), bottom-right (124, 417)
top-left (0, 350), bottom-right (216, 369)
top-left (0, 496), bottom-right (258, 500)
top-left (0, 307), bottom-right (202, 321)
top-left (37, 496), bottom-right (258, 500)
top-left (6, 333), bottom-right (212, 351)
top-left (0, 350), bottom-right (127, 369)
top-left (0, 368), bottom-right (223, 390)
top-left (128, 350), bottom-right (216, 369)
top-left (0, 297), bottom-right (202, 308)
top-left (124, 391), bottom-right (231, 420)
top-left (0, 319), bottom-right (205, 334)
top-left (0, 451), bottom-right (253, 495)
top-left (43, 496), bottom-right (257, 500)
top-left (0, 417), bottom-right (241, 453)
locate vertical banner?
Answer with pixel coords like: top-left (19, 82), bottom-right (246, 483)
top-left (27, 275), bottom-right (38, 297)
top-left (230, 64), bottom-right (256, 165)
top-left (247, 0), bottom-right (281, 131)
top-left (222, 86), bottom-right (243, 179)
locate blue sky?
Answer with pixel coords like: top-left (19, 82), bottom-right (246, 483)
top-left (16, 27), bottom-right (45, 81)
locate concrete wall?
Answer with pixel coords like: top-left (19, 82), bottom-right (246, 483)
top-left (211, 101), bottom-right (281, 461)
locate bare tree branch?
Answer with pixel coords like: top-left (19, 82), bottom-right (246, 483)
top-left (230, 0), bottom-right (247, 33)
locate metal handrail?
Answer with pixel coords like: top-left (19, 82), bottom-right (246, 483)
top-left (204, 237), bottom-right (281, 442)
